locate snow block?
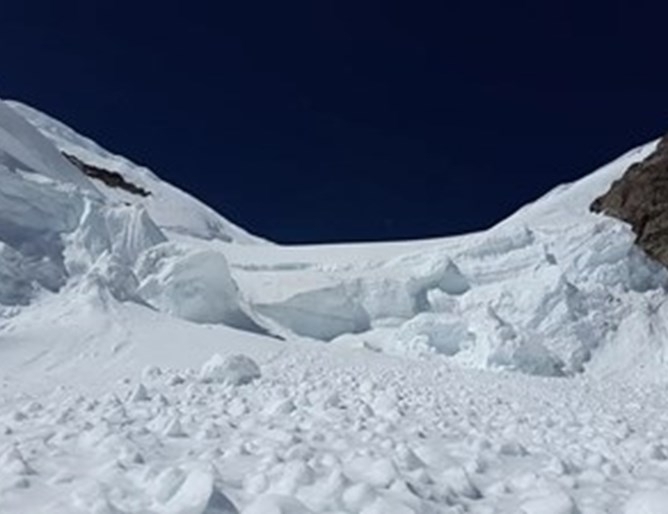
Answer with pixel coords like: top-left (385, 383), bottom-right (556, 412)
top-left (162, 468), bottom-right (239, 514)
top-left (137, 245), bottom-right (260, 331)
top-left (255, 284), bottom-right (371, 341)
top-left (199, 354), bottom-right (261, 386)
top-left (396, 312), bottom-right (473, 356)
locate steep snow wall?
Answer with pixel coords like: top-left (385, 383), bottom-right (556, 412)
top-left (231, 140), bottom-right (668, 377)
top-left (3, 96), bottom-right (668, 378)
top-left (0, 99), bottom-right (258, 335)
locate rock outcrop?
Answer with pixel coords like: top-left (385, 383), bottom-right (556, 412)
top-left (63, 152), bottom-right (151, 197)
top-left (591, 134), bottom-right (668, 267)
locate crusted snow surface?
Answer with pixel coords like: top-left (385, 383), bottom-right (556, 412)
top-left (3, 302), bottom-right (668, 513)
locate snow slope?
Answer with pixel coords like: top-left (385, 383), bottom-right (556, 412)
top-left (6, 101), bottom-right (265, 245)
top-left (2, 98), bottom-right (668, 513)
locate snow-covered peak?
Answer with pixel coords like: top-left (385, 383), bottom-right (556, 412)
top-left (5, 99), bottom-right (266, 245)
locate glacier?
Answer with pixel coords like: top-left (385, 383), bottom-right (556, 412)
top-left (1, 97), bottom-right (668, 513)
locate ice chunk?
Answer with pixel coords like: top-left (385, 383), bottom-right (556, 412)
top-left (84, 253), bottom-right (141, 303)
top-left (164, 417), bottom-right (187, 438)
top-left (137, 245), bottom-right (260, 330)
top-left (162, 468), bottom-right (239, 514)
top-left (199, 354), bottom-right (261, 386)
top-left (354, 256), bottom-right (470, 321)
top-left (128, 383), bottom-right (149, 402)
top-left (255, 284), bottom-right (370, 341)
top-left (396, 312), bottom-right (473, 356)
top-left (343, 456), bottom-right (398, 488)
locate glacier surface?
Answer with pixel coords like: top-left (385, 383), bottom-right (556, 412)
top-left (1, 98), bottom-right (668, 513)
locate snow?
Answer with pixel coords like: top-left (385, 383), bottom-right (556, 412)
top-left (242, 495), bottom-right (313, 514)
top-left (0, 100), bottom-right (98, 194)
top-left (5, 100), bottom-right (266, 245)
top-left (136, 245), bottom-right (260, 330)
top-left (2, 98), bottom-right (668, 512)
top-left (199, 354), bottom-right (261, 385)
top-left (623, 490), bottom-right (668, 514)
top-left (159, 467), bottom-right (239, 513)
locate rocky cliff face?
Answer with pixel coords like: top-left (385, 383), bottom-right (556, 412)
top-left (591, 134), bottom-right (668, 267)
top-left (62, 152), bottom-right (151, 197)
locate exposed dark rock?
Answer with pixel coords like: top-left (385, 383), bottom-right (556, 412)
top-left (62, 152), bottom-right (151, 197)
top-left (591, 134), bottom-right (668, 266)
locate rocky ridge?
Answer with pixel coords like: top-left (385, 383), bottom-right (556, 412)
top-left (591, 134), bottom-right (668, 267)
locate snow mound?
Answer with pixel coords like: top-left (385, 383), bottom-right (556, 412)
top-left (199, 354), bottom-right (261, 385)
top-left (160, 467), bottom-right (239, 514)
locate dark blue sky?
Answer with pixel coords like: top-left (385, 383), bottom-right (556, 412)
top-left (1, 1), bottom-right (667, 243)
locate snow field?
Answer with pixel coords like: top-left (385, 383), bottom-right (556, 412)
top-left (4, 98), bottom-right (668, 514)
top-left (3, 346), bottom-right (668, 513)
